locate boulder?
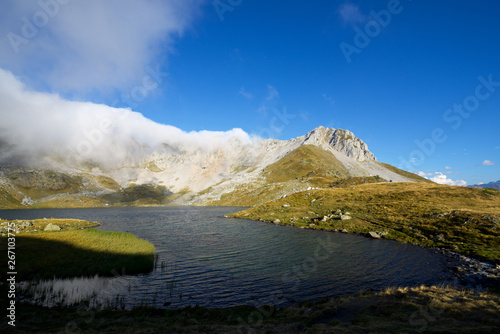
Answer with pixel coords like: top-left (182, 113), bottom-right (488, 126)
top-left (340, 215), bottom-right (352, 220)
top-left (434, 233), bottom-right (445, 242)
top-left (44, 223), bottom-right (62, 231)
top-left (369, 231), bottom-right (381, 239)
top-left (273, 219), bottom-right (281, 224)
top-left (282, 204), bottom-right (290, 208)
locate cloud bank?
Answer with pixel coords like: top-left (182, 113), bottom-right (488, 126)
top-left (0, 69), bottom-right (254, 166)
top-left (0, 0), bottom-right (202, 93)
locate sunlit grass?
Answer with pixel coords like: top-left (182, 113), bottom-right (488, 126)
top-left (229, 182), bottom-right (500, 261)
top-left (0, 219), bottom-right (154, 280)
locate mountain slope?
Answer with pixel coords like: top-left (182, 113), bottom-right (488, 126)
top-left (264, 145), bottom-right (349, 184)
top-left (0, 126), bottom-right (427, 209)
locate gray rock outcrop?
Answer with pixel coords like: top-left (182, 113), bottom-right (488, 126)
top-left (44, 223), bottom-right (62, 231)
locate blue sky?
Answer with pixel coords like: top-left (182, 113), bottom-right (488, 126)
top-left (0, 0), bottom-right (499, 185)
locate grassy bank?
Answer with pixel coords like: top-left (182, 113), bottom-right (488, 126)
top-left (228, 182), bottom-right (500, 263)
top-left (3, 285), bottom-right (499, 333)
top-left (0, 219), bottom-right (155, 280)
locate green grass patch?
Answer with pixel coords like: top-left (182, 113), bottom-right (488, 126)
top-left (1, 220), bottom-right (154, 280)
top-left (264, 145), bottom-right (349, 185)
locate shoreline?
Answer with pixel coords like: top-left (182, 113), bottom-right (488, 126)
top-left (238, 215), bottom-right (500, 292)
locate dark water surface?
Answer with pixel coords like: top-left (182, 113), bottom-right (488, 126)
top-left (1, 207), bottom-right (458, 308)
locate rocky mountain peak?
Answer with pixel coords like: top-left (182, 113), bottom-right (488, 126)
top-left (303, 126), bottom-right (376, 162)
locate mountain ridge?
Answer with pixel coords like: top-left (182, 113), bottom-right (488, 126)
top-left (0, 126), bottom-right (426, 208)
top-left (470, 180), bottom-right (500, 191)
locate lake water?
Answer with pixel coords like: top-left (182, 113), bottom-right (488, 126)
top-left (1, 207), bottom-right (459, 309)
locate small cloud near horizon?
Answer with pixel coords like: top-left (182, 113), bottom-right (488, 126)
top-left (417, 171), bottom-right (467, 187)
top-left (482, 160), bottom-right (495, 166)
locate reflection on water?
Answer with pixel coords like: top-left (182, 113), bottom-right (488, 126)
top-left (2, 207), bottom-right (459, 309)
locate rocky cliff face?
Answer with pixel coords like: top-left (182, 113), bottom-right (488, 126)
top-left (301, 127), bottom-right (376, 162)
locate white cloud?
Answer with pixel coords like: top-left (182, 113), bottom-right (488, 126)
top-left (0, 0), bottom-right (202, 93)
top-left (445, 166), bottom-right (452, 170)
top-left (322, 94), bottom-right (335, 105)
top-left (338, 3), bottom-right (368, 26)
top-left (238, 87), bottom-right (253, 100)
top-left (266, 85), bottom-right (279, 101)
top-left (417, 171), bottom-right (467, 186)
top-left (0, 68), bottom-right (254, 166)
top-left (482, 160), bottom-right (495, 166)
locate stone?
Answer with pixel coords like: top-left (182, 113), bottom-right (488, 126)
top-left (44, 223), bottom-right (62, 231)
top-left (340, 215), bottom-right (352, 220)
top-left (434, 234), bottom-right (445, 242)
top-left (341, 229), bottom-right (348, 233)
top-left (378, 231), bottom-right (388, 236)
top-left (273, 219), bottom-right (281, 224)
top-left (369, 232), bottom-right (381, 239)
top-left (282, 204), bottom-right (290, 208)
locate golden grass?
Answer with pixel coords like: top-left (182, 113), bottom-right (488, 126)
top-left (264, 145), bottom-right (349, 185)
top-left (229, 182), bottom-right (500, 261)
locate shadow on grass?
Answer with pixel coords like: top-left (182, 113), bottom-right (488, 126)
top-left (1, 233), bottom-right (154, 281)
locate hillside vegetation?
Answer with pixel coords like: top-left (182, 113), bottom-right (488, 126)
top-left (205, 145), bottom-right (428, 207)
top-left (264, 145), bottom-right (349, 185)
top-left (229, 182), bottom-right (500, 262)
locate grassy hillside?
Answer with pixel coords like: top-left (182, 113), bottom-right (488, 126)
top-left (264, 145), bottom-right (349, 186)
top-left (7, 169), bottom-right (84, 200)
top-left (206, 145), bottom-right (356, 206)
top-left (0, 182), bottom-right (23, 208)
top-left (378, 162), bottom-right (434, 183)
top-left (229, 182), bottom-right (500, 262)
